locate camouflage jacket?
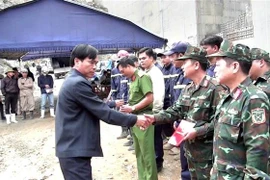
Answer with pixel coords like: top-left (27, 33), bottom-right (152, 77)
top-left (253, 70), bottom-right (270, 99)
top-left (154, 75), bottom-right (225, 139)
top-left (212, 77), bottom-right (270, 178)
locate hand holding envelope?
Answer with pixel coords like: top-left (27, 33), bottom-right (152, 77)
top-left (168, 120), bottom-right (196, 146)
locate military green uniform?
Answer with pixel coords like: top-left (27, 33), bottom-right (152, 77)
top-left (212, 78), bottom-right (270, 179)
top-left (154, 46), bottom-right (226, 179)
top-left (251, 48), bottom-right (270, 99)
top-left (244, 167), bottom-right (270, 180)
top-left (253, 70), bottom-right (270, 98)
top-left (129, 69), bottom-right (157, 180)
top-left (251, 48), bottom-right (270, 175)
top-left (207, 41), bottom-right (270, 179)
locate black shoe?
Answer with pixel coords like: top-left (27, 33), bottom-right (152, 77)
top-left (157, 165), bottom-right (163, 173)
top-left (123, 140), bottom-right (133, 146)
top-left (128, 144), bottom-right (134, 151)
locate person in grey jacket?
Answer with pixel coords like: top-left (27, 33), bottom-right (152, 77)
top-left (55, 44), bottom-right (150, 180)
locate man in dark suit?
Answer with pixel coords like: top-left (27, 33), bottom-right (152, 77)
top-left (55, 44), bottom-right (149, 180)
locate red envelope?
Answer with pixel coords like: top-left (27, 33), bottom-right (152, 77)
top-left (168, 120), bottom-right (195, 146)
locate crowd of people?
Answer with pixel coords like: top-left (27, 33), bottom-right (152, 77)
top-left (55, 35), bottom-right (270, 180)
top-left (0, 65), bottom-right (56, 123)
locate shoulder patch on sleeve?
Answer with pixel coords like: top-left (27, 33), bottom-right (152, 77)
top-left (251, 108), bottom-right (266, 124)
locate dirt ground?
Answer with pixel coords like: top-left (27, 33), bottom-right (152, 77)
top-left (0, 114), bottom-right (181, 180)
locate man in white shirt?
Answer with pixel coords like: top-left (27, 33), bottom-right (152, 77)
top-left (138, 47), bottom-right (165, 172)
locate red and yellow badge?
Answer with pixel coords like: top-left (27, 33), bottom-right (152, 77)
top-left (251, 108), bottom-right (266, 124)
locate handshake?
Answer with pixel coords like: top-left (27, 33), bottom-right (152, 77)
top-left (135, 114), bottom-right (155, 130)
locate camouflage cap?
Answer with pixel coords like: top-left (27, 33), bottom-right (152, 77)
top-left (250, 48), bottom-right (270, 62)
top-left (207, 40), bottom-right (251, 62)
top-left (177, 45), bottom-right (207, 63)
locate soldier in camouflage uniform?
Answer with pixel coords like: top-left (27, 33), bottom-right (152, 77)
top-left (207, 40), bottom-right (270, 179)
top-left (145, 45), bottom-right (226, 179)
top-left (249, 48), bottom-right (270, 175)
top-left (249, 48), bottom-right (270, 98)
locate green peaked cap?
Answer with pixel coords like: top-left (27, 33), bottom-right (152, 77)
top-left (250, 48), bottom-right (270, 62)
top-left (207, 39), bottom-right (251, 62)
top-left (177, 45), bottom-right (207, 63)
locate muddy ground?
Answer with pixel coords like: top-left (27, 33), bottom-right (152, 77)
top-left (0, 113), bottom-right (181, 180)
top-left (0, 78), bottom-right (181, 180)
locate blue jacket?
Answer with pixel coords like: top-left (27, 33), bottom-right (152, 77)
top-left (161, 63), bottom-right (175, 109)
top-left (119, 77), bottom-right (129, 103)
top-left (206, 65), bottom-right (216, 77)
top-left (55, 69), bottom-right (137, 158)
top-left (170, 68), bottom-right (191, 103)
top-left (110, 68), bottom-right (122, 100)
top-left (38, 74), bottom-right (54, 94)
top-left (111, 67), bottom-right (129, 102)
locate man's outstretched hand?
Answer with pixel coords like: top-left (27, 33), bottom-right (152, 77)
top-left (144, 114), bottom-right (155, 124)
top-left (136, 115), bottom-right (152, 130)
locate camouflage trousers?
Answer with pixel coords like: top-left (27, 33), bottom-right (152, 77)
top-left (185, 138), bottom-right (213, 179)
top-left (211, 163), bottom-right (244, 180)
top-left (187, 159), bottom-right (212, 179)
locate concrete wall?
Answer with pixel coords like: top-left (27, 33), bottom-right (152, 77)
top-left (196, 0), bottom-right (249, 45)
top-left (235, 0), bottom-right (270, 52)
top-left (99, 0), bottom-right (249, 45)
top-left (99, 0), bottom-right (198, 45)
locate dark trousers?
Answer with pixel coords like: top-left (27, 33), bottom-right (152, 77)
top-left (5, 93), bottom-right (18, 114)
top-left (154, 124), bottom-right (164, 168)
top-left (162, 123), bottom-right (174, 137)
top-left (180, 142), bottom-right (191, 180)
top-left (0, 102), bottom-right (5, 119)
top-left (59, 157), bottom-right (92, 180)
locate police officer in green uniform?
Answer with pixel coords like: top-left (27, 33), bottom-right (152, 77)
top-left (118, 57), bottom-right (157, 180)
top-left (145, 46), bottom-right (226, 179)
top-left (208, 40), bottom-right (270, 179)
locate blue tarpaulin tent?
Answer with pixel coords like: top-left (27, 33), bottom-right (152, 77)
top-left (0, 0), bottom-right (167, 60)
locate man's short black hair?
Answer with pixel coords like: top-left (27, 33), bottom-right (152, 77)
top-left (117, 56), bottom-right (135, 69)
top-left (190, 59), bottom-right (208, 71)
top-left (200, 35), bottom-right (223, 49)
top-left (70, 44), bottom-right (98, 67)
top-left (224, 57), bottom-right (252, 75)
top-left (12, 67), bottom-right (18, 72)
top-left (138, 47), bottom-right (157, 60)
top-left (129, 55), bottom-right (138, 63)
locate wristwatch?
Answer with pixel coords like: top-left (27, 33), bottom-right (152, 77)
top-left (131, 106), bottom-right (136, 112)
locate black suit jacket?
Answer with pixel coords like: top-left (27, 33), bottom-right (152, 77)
top-left (55, 69), bottom-right (137, 158)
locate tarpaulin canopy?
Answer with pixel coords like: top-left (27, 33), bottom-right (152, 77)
top-left (0, 0), bottom-right (167, 60)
